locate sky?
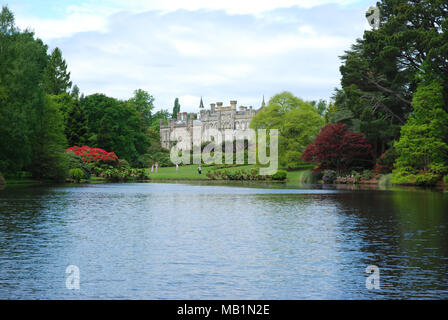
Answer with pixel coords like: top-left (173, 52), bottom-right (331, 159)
top-left (3, 0), bottom-right (374, 112)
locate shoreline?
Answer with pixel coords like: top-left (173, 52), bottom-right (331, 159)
top-left (3, 177), bottom-right (447, 191)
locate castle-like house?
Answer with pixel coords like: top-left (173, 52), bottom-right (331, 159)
top-left (160, 97), bottom-right (265, 149)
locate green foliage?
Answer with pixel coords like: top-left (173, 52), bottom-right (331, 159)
top-left (206, 167), bottom-right (281, 181)
top-left (392, 81), bottom-right (448, 185)
top-left (119, 159), bottom-right (131, 168)
top-left (68, 168), bottom-right (84, 182)
top-left (66, 151), bottom-right (91, 179)
top-left (443, 175), bottom-right (448, 184)
top-left (43, 47), bottom-right (72, 95)
top-left (28, 95), bottom-right (69, 181)
top-left (0, 6), bottom-right (69, 181)
top-left (309, 99), bottom-right (328, 117)
top-left (335, 0), bottom-right (448, 158)
top-left (351, 171), bottom-right (361, 184)
top-left (172, 97), bottom-right (180, 119)
top-left (81, 93), bottom-right (150, 165)
top-left (250, 91), bottom-right (324, 169)
top-left (66, 99), bottom-right (88, 146)
top-left (127, 89), bottom-right (154, 128)
top-left (93, 166), bottom-right (149, 182)
top-left (362, 169), bottom-right (373, 181)
top-left (0, 6), bottom-right (48, 174)
top-left (271, 169), bottom-right (287, 180)
top-left (391, 168), bottom-right (440, 186)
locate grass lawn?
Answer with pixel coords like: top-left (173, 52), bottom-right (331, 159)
top-left (285, 170), bottom-right (303, 182)
top-left (145, 164), bottom-right (311, 182)
top-left (145, 164), bottom-right (258, 180)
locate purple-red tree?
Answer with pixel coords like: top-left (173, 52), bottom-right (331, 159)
top-left (302, 123), bottom-right (373, 172)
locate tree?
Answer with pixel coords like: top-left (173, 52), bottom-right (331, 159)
top-left (70, 84), bottom-right (80, 100)
top-left (127, 89), bottom-right (154, 128)
top-left (391, 81), bottom-right (448, 185)
top-left (96, 100), bottom-right (149, 164)
top-left (28, 95), bottom-right (68, 181)
top-left (81, 93), bottom-right (149, 164)
top-left (302, 123), bottom-right (373, 173)
top-left (335, 0), bottom-right (448, 157)
top-left (66, 101), bottom-right (88, 147)
top-left (172, 97), bottom-right (180, 119)
top-left (250, 91), bottom-right (324, 168)
top-left (0, 6), bottom-right (49, 175)
top-left (43, 47), bottom-right (72, 95)
top-left (309, 99), bottom-right (328, 117)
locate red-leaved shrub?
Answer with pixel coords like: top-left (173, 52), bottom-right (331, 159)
top-left (302, 123), bottom-right (373, 172)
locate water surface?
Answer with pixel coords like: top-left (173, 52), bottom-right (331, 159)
top-left (0, 182), bottom-right (447, 299)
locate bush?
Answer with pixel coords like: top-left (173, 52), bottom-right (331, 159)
top-left (94, 166), bottom-right (150, 182)
top-left (68, 168), bottom-right (84, 182)
top-left (119, 159), bottom-right (131, 168)
top-left (67, 151), bottom-right (91, 179)
top-left (302, 123), bottom-right (373, 172)
top-left (362, 169), bottom-right (373, 181)
top-left (206, 167), bottom-right (277, 181)
top-left (271, 170), bottom-right (287, 180)
top-left (391, 167), bottom-right (440, 186)
top-left (443, 175), bottom-right (448, 184)
top-left (352, 171), bottom-right (361, 184)
top-left (67, 145), bottom-right (119, 166)
top-left (375, 148), bottom-right (398, 174)
top-left (322, 170), bottom-right (337, 184)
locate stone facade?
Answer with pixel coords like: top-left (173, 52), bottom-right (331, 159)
top-left (160, 98), bottom-right (264, 149)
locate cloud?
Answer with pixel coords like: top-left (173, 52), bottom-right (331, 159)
top-left (11, 2), bottom-right (371, 111)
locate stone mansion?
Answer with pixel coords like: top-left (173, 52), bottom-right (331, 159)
top-left (160, 97), bottom-right (266, 149)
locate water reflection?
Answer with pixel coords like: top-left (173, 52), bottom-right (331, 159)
top-left (0, 183), bottom-right (447, 299)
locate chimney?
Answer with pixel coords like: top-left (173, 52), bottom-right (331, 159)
top-left (211, 103), bottom-right (216, 113)
top-left (230, 100), bottom-right (237, 110)
top-left (217, 102), bottom-right (223, 110)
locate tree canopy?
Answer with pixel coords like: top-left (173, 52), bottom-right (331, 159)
top-left (250, 91), bottom-right (324, 169)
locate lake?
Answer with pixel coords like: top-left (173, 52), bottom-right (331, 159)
top-left (0, 182), bottom-right (447, 299)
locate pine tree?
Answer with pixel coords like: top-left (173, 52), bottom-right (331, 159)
top-left (43, 47), bottom-right (72, 95)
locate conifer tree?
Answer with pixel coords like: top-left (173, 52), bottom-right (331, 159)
top-left (43, 47), bottom-right (72, 95)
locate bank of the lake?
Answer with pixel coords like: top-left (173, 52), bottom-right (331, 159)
top-left (4, 165), bottom-right (446, 189)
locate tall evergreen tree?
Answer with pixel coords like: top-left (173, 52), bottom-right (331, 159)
top-left (43, 47), bottom-right (72, 95)
top-left (172, 97), bottom-right (180, 119)
top-left (66, 102), bottom-right (88, 147)
top-left (391, 81), bottom-right (448, 185)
